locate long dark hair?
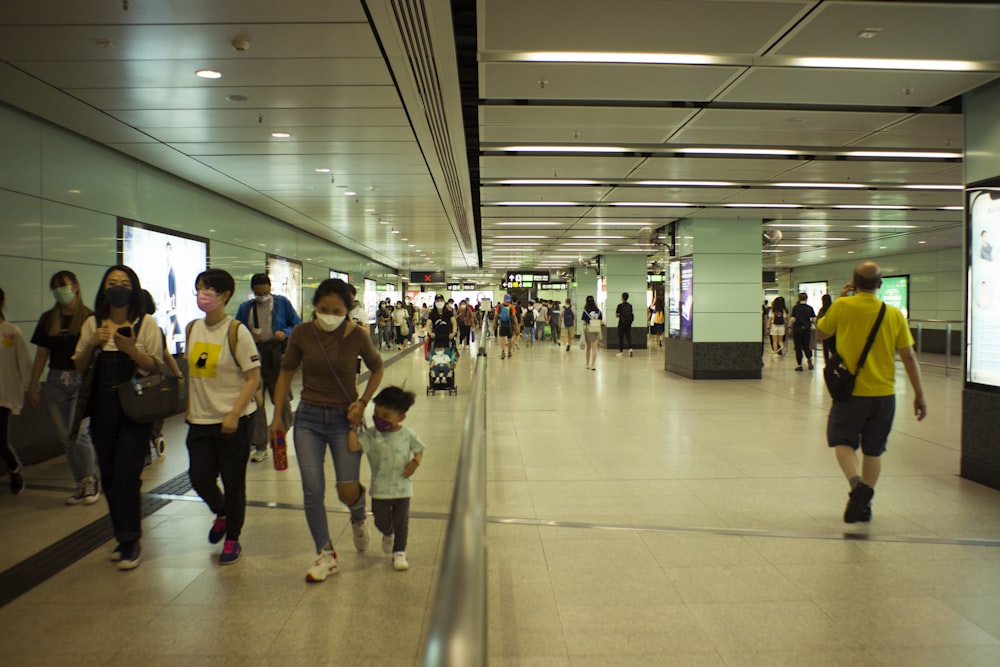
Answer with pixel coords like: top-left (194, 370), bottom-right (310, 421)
top-left (93, 265), bottom-right (146, 323)
top-left (47, 270), bottom-right (91, 336)
top-left (312, 279), bottom-right (354, 317)
top-left (585, 295), bottom-right (598, 311)
top-left (771, 296), bottom-right (787, 315)
top-left (818, 293), bottom-right (833, 317)
top-left (0, 286), bottom-right (5, 320)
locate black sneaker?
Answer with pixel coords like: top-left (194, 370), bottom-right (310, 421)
top-left (795, 366), bottom-right (803, 372)
top-left (9, 469), bottom-right (24, 495)
top-left (844, 482), bottom-right (875, 524)
top-left (117, 541), bottom-right (141, 571)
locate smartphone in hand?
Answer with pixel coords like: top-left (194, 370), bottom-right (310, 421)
top-left (117, 326), bottom-right (133, 337)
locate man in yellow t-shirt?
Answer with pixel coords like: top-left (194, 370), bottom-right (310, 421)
top-left (816, 261), bottom-right (928, 524)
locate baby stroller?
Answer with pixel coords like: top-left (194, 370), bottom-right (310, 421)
top-left (427, 342), bottom-right (458, 396)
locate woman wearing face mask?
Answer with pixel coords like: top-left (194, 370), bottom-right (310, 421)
top-left (73, 266), bottom-right (163, 570)
top-left (270, 279), bottom-right (384, 582)
top-left (27, 271), bottom-right (101, 505)
top-left (456, 300), bottom-right (474, 348)
top-left (392, 300), bottom-right (408, 351)
top-left (427, 297), bottom-right (457, 353)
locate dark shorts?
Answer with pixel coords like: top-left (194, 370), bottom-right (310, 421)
top-left (827, 395), bottom-right (896, 457)
top-left (498, 322), bottom-right (513, 338)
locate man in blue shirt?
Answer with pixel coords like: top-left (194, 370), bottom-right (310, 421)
top-left (236, 274), bottom-right (302, 462)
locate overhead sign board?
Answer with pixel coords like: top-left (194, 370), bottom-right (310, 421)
top-left (501, 270), bottom-right (550, 289)
top-left (410, 270), bottom-right (446, 285)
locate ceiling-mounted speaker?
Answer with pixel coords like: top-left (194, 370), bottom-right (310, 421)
top-left (762, 228), bottom-right (783, 246)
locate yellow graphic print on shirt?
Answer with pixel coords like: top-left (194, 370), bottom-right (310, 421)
top-left (1, 333), bottom-right (15, 348)
top-left (188, 341), bottom-right (222, 379)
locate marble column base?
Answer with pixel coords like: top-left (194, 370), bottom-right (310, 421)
top-left (601, 327), bottom-right (649, 350)
top-left (961, 387), bottom-right (1000, 490)
top-left (665, 339), bottom-right (763, 379)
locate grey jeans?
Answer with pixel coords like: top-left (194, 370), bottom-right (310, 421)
top-left (42, 369), bottom-right (98, 483)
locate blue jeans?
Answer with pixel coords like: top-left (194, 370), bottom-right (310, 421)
top-left (293, 402), bottom-right (366, 551)
top-left (523, 325), bottom-right (535, 345)
top-left (42, 369), bottom-right (98, 483)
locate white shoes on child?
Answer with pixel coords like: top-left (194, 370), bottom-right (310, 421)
top-left (393, 552), bottom-right (409, 571)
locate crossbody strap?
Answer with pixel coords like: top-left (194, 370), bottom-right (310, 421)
top-left (855, 304), bottom-right (887, 372)
top-left (311, 322), bottom-right (356, 404)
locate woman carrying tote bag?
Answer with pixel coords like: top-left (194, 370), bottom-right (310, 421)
top-left (581, 296), bottom-right (604, 371)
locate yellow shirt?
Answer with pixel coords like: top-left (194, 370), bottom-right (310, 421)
top-left (816, 292), bottom-right (914, 397)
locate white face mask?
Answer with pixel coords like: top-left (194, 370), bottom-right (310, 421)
top-left (316, 313), bottom-right (346, 332)
top-left (255, 293), bottom-right (272, 305)
top-left (436, 301), bottom-right (444, 310)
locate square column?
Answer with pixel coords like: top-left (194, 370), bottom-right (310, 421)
top-left (665, 218), bottom-right (762, 379)
top-left (597, 253), bottom-right (650, 350)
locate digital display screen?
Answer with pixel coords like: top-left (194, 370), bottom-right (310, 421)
top-left (364, 278), bottom-right (378, 324)
top-left (330, 270), bottom-right (350, 282)
top-left (118, 218), bottom-right (208, 354)
top-left (797, 281), bottom-right (828, 316)
top-left (668, 260), bottom-right (681, 338)
top-left (680, 256), bottom-right (693, 340)
top-left (878, 275), bottom-right (909, 319)
top-left (968, 183), bottom-right (1000, 388)
top-left (267, 255), bottom-right (303, 316)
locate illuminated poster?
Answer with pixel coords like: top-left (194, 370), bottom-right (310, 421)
top-left (668, 260), bottom-right (681, 338)
top-left (797, 281), bottom-right (828, 315)
top-left (118, 219), bottom-right (208, 354)
top-left (679, 257), bottom-right (694, 340)
top-left (364, 278), bottom-right (378, 324)
top-left (878, 275), bottom-right (909, 319)
top-left (330, 269), bottom-right (350, 282)
top-left (968, 183), bottom-right (1000, 388)
top-left (267, 255), bottom-right (303, 316)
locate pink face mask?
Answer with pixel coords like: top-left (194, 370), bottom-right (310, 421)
top-left (197, 291), bottom-right (220, 313)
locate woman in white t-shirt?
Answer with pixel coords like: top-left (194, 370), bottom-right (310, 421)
top-left (581, 296), bottom-right (603, 371)
top-left (184, 269), bottom-right (262, 566)
top-left (73, 266), bottom-right (164, 571)
top-left (0, 287), bottom-right (32, 495)
top-left (392, 301), bottom-right (408, 350)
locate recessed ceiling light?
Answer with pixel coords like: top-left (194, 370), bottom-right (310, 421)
top-left (314, 168), bottom-right (331, 173)
top-left (409, 244), bottom-right (416, 247)
top-left (271, 132), bottom-right (291, 138)
top-left (918, 240), bottom-right (928, 244)
top-left (847, 251), bottom-right (855, 254)
top-left (226, 94), bottom-right (248, 102)
top-left (391, 229), bottom-right (400, 234)
top-left (67, 189), bottom-right (81, 194)
top-left (195, 69), bottom-right (222, 79)
top-left (879, 246), bottom-right (887, 249)
top-left (344, 191), bottom-right (357, 196)
top-left (844, 150), bottom-right (961, 159)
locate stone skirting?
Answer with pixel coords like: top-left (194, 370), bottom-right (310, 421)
top-left (962, 386), bottom-right (1000, 490)
top-left (665, 339), bottom-right (763, 380)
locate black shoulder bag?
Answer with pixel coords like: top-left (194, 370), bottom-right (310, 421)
top-left (823, 304), bottom-right (886, 402)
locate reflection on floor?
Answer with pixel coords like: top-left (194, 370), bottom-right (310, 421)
top-left (2, 338), bottom-right (999, 666)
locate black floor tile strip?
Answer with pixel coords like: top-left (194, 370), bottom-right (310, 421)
top-left (0, 472), bottom-right (193, 609)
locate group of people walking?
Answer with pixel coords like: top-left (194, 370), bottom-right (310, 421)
top-left (0, 268), bottom-right (427, 578)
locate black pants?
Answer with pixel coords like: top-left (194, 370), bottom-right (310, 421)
top-left (618, 325), bottom-right (633, 352)
top-left (822, 336), bottom-right (837, 365)
top-left (91, 352), bottom-right (152, 545)
top-left (186, 416), bottom-right (253, 541)
top-left (793, 328), bottom-right (813, 365)
top-left (372, 497), bottom-right (410, 552)
top-left (458, 324), bottom-right (471, 345)
top-left (0, 407), bottom-right (21, 473)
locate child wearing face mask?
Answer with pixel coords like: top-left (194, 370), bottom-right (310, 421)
top-left (348, 386), bottom-right (425, 571)
top-left (183, 269), bottom-right (261, 566)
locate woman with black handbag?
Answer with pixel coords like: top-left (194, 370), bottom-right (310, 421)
top-left (74, 265), bottom-right (162, 571)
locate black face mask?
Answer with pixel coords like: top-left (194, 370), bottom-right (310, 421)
top-left (105, 285), bottom-right (132, 308)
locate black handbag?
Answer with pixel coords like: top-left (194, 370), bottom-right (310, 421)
top-left (823, 304), bottom-right (886, 402)
top-left (117, 358), bottom-right (184, 423)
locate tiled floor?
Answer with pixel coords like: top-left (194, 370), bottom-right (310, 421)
top-left (2, 337), bottom-right (999, 666)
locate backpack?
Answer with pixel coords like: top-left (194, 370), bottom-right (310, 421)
top-left (499, 304), bottom-right (512, 323)
top-left (563, 306), bottom-right (574, 326)
top-left (618, 302), bottom-right (634, 326)
top-left (523, 309), bottom-right (535, 327)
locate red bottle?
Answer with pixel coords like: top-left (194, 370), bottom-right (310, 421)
top-left (272, 431), bottom-right (288, 471)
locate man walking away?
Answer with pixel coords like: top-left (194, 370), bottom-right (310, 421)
top-left (790, 292), bottom-right (817, 371)
top-left (816, 262), bottom-right (927, 524)
top-left (236, 273), bottom-right (301, 463)
top-left (562, 299), bottom-right (575, 351)
top-left (615, 293), bottom-right (634, 358)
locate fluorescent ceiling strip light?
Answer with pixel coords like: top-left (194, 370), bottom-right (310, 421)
top-left (902, 184), bottom-right (963, 190)
top-left (794, 237), bottom-right (850, 241)
top-left (495, 242), bottom-right (541, 246)
top-left (610, 202), bottom-right (692, 207)
top-left (587, 222), bottom-right (658, 226)
top-left (683, 147), bottom-right (800, 156)
top-left (844, 150), bottom-right (961, 159)
top-left (561, 243), bottom-right (609, 247)
top-left (494, 222), bottom-right (563, 226)
top-left (789, 57), bottom-right (980, 72)
top-left (636, 180), bottom-right (736, 187)
top-left (553, 248), bottom-right (594, 252)
top-left (572, 235), bottom-right (626, 239)
top-left (519, 51), bottom-right (723, 65)
top-left (940, 206), bottom-right (964, 211)
top-left (762, 250), bottom-right (783, 253)
top-left (775, 244), bottom-right (816, 247)
top-left (766, 223), bottom-right (830, 228)
top-left (494, 201), bottom-right (580, 206)
top-left (500, 146), bottom-right (627, 153)
top-left (724, 203), bottom-right (803, 208)
top-left (617, 248), bottom-right (653, 252)
top-left (498, 179), bottom-right (599, 185)
top-left (773, 182), bottom-right (865, 189)
top-left (496, 235), bottom-right (549, 239)
top-left (854, 224), bottom-right (917, 229)
top-left (834, 204), bottom-right (909, 210)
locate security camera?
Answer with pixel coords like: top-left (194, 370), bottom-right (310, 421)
top-left (232, 37), bottom-right (250, 52)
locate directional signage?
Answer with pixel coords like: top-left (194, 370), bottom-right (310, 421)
top-left (410, 270), bottom-right (446, 285)
top-left (501, 270), bottom-right (550, 289)
top-left (446, 282), bottom-right (461, 291)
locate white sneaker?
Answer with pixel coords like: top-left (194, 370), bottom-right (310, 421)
top-left (382, 533), bottom-right (394, 554)
top-left (615, 352), bottom-right (623, 358)
top-left (306, 549), bottom-right (339, 582)
top-left (628, 349), bottom-right (633, 357)
top-left (250, 448), bottom-right (268, 463)
top-left (65, 482), bottom-right (86, 506)
top-left (353, 520), bottom-right (370, 552)
top-left (81, 476), bottom-right (101, 505)
top-left (393, 552), bottom-right (409, 571)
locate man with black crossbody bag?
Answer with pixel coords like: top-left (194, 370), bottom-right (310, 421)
top-left (817, 262), bottom-right (927, 524)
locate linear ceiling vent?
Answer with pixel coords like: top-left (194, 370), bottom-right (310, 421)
top-left (391, 0), bottom-right (472, 249)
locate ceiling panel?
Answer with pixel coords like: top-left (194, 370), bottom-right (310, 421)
top-left (110, 107), bottom-right (410, 128)
top-left (145, 126), bottom-right (418, 144)
top-left (481, 125), bottom-right (672, 144)
top-left (167, 141), bottom-right (422, 157)
top-left (775, 159), bottom-right (956, 182)
top-left (771, 1), bottom-right (1000, 61)
top-left (0, 0), bottom-right (368, 24)
top-left (197, 155), bottom-right (432, 176)
top-left (684, 108), bottom-right (907, 133)
top-left (481, 186), bottom-right (614, 201)
top-left (670, 127), bottom-right (871, 146)
top-left (482, 63), bottom-right (744, 101)
top-left (481, 105), bottom-right (696, 128)
top-left (718, 67), bottom-right (998, 107)
top-left (627, 158), bottom-right (807, 180)
top-left (847, 131), bottom-right (963, 150)
top-left (482, 0), bottom-right (811, 54)
top-left (70, 85), bottom-right (401, 110)
top-left (480, 156), bottom-right (644, 179)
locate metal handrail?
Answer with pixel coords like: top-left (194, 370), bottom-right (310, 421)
top-left (909, 319), bottom-right (964, 377)
top-left (423, 322), bottom-right (489, 667)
